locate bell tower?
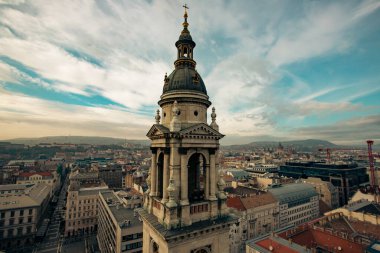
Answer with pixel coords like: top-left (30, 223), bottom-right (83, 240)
top-left (140, 6), bottom-right (236, 253)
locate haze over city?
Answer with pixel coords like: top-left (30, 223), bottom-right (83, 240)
top-left (0, 0), bottom-right (379, 145)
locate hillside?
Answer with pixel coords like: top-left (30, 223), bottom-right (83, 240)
top-left (225, 139), bottom-right (339, 151)
top-left (3, 136), bottom-right (150, 146)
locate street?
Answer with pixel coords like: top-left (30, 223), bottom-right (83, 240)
top-left (33, 174), bottom-right (68, 253)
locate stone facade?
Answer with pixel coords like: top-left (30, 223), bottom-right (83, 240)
top-left (64, 178), bottom-right (109, 237)
top-left (139, 7), bottom-right (236, 253)
top-left (303, 177), bottom-right (339, 209)
top-left (97, 191), bottom-right (143, 253)
top-left (268, 183), bottom-right (319, 228)
top-left (16, 171), bottom-right (60, 195)
top-left (0, 183), bottom-right (51, 251)
top-left (227, 192), bottom-right (279, 253)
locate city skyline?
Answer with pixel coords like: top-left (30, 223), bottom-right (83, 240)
top-left (0, 0), bottom-right (380, 145)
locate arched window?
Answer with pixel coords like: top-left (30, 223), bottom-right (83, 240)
top-left (188, 153), bottom-right (206, 201)
top-left (184, 47), bottom-right (188, 57)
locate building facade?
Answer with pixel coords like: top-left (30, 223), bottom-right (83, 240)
top-left (268, 183), bottom-right (319, 228)
top-left (279, 161), bottom-right (369, 205)
top-left (16, 171), bottom-right (60, 195)
top-left (139, 8), bottom-right (236, 253)
top-left (227, 193), bottom-right (279, 253)
top-left (64, 179), bottom-right (109, 237)
top-left (0, 183), bottom-right (51, 251)
top-left (303, 177), bottom-right (339, 210)
top-left (97, 191), bottom-right (143, 253)
top-left (98, 165), bottom-right (123, 189)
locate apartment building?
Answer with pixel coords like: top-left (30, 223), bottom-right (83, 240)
top-left (64, 180), bottom-right (108, 237)
top-left (303, 177), bottom-right (339, 210)
top-left (227, 192), bottom-right (279, 253)
top-left (0, 183), bottom-right (51, 251)
top-left (268, 183), bottom-right (319, 228)
top-left (97, 191), bottom-right (143, 253)
top-left (16, 171), bottom-right (60, 194)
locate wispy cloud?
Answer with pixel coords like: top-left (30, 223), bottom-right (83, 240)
top-left (0, 0), bottom-right (379, 143)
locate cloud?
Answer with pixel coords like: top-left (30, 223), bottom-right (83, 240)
top-left (290, 114), bottom-right (380, 144)
top-left (0, 91), bottom-right (152, 139)
top-left (0, 0), bottom-right (379, 142)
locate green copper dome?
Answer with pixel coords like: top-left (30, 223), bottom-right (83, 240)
top-left (163, 67), bottom-right (207, 95)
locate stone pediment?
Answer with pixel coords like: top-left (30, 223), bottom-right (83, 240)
top-left (146, 124), bottom-right (170, 140)
top-left (179, 123), bottom-right (224, 140)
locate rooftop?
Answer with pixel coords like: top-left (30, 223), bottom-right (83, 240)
top-left (227, 192), bottom-right (277, 211)
top-left (0, 183), bottom-right (50, 210)
top-left (268, 183), bottom-right (318, 205)
top-left (248, 234), bottom-right (309, 253)
top-left (224, 186), bottom-right (264, 197)
top-left (100, 191), bottom-right (142, 229)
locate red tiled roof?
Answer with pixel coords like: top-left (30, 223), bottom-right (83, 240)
top-left (240, 192), bottom-right (277, 209)
top-left (227, 196), bottom-right (246, 211)
top-left (256, 238), bottom-right (299, 253)
top-left (19, 171), bottom-right (52, 177)
top-left (223, 175), bottom-right (234, 182)
top-left (280, 226), bottom-right (365, 253)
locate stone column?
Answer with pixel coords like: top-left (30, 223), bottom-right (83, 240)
top-left (150, 149), bottom-right (157, 196)
top-left (205, 164), bottom-right (210, 200)
top-left (161, 148), bottom-right (170, 203)
top-left (209, 151), bottom-right (217, 200)
top-left (170, 145), bottom-right (181, 202)
top-left (180, 152), bottom-right (189, 205)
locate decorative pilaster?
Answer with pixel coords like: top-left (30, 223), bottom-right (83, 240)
top-left (180, 153), bottom-right (189, 205)
top-left (205, 164), bottom-right (210, 200)
top-left (150, 149), bottom-right (157, 196)
top-left (161, 148), bottom-right (170, 203)
top-left (209, 151), bottom-right (217, 201)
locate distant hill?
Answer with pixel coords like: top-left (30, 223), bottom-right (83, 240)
top-left (225, 139), bottom-right (340, 151)
top-left (3, 136), bottom-right (150, 146)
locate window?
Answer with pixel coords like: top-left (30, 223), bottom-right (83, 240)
top-left (17, 227), bottom-right (23, 236)
top-left (28, 209), bottom-right (33, 215)
top-left (28, 217), bottom-right (32, 223)
top-left (10, 211), bottom-right (15, 217)
top-left (0, 212), bottom-right (4, 219)
top-left (8, 229), bottom-right (13, 236)
top-left (19, 210), bottom-right (24, 216)
top-left (27, 226), bottom-right (31, 233)
top-left (19, 218), bottom-right (23, 224)
top-left (9, 219), bottom-right (14, 225)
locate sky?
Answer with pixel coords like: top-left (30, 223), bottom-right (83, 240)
top-left (0, 0), bottom-right (379, 145)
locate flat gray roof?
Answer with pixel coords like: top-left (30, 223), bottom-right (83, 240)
top-left (268, 183), bottom-right (318, 205)
top-left (100, 191), bottom-right (142, 229)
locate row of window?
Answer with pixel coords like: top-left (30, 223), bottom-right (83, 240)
top-left (123, 241), bottom-right (142, 251)
top-left (0, 209), bottom-right (33, 219)
top-left (190, 204), bottom-right (208, 214)
top-left (68, 211), bottom-right (96, 219)
top-left (122, 232), bottom-right (143, 242)
top-left (0, 226), bottom-right (32, 238)
top-left (0, 217), bottom-right (33, 226)
top-left (67, 218), bottom-right (96, 227)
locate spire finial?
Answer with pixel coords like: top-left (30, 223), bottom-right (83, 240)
top-left (210, 107), bottom-right (219, 131)
top-left (155, 109), bottom-right (161, 124)
top-left (182, 4), bottom-right (189, 30)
